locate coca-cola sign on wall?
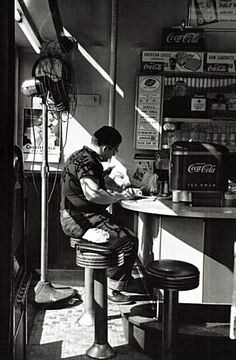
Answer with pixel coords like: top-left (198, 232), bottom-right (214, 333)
top-left (161, 28), bottom-right (204, 51)
top-left (141, 62), bottom-right (163, 73)
top-left (205, 64), bottom-right (228, 73)
top-left (204, 53), bottom-right (236, 73)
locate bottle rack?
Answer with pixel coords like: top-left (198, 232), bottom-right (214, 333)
top-left (162, 72), bottom-right (236, 151)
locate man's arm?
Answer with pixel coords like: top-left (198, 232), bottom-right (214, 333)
top-left (80, 176), bottom-right (134, 205)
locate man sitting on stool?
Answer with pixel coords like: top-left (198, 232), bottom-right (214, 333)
top-left (60, 125), bottom-right (138, 304)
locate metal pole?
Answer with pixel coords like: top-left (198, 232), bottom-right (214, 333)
top-left (108, 0), bottom-right (118, 127)
top-left (230, 241), bottom-right (236, 339)
top-left (86, 270), bottom-right (115, 359)
top-left (34, 101), bottom-right (75, 305)
top-left (40, 102), bottom-right (49, 282)
top-left (163, 289), bottom-right (178, 360)
top-left (77, 268), bottom-right (94, 326)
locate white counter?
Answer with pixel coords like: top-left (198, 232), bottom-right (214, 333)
top-left (120, 198), bottom-right (236, 305)
top-left (121, 197), bottom-right (236, 219)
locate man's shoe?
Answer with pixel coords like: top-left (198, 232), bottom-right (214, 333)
top-left (107, 290), bottom-right (132, 305)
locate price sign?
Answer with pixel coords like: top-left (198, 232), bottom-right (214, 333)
top-left (135, 75), bottom-right (163, 150)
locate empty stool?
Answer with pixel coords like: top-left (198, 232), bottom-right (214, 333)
top-left (145, 259), bottom-right (199, 360)
top-left (75, 239), bottom-right (124, 359)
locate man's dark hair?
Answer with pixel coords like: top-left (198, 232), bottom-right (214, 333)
top-left (93, 126), bottom-right (122, 147)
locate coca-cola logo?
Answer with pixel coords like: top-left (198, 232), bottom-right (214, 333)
top-left (166, 32), bottom-right (201, 44)
top-left (188, 163), bottom-right (216, 174)
top-left (206, 64), bottom-right (228, 72)
top-left (162, 28), bottom-right (204, 50)
top-left (143, 63), bottom-right (163, 71)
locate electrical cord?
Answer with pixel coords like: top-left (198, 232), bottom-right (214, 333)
top-left (29, 96), bottom-right (40, 196)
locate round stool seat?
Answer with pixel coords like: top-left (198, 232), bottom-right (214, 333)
top-left (145, 259), bottom-right (199, 291)
top-left (75, 239), bottom-right (124, 269)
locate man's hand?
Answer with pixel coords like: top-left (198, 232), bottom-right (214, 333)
top-left (121, 187), bottom-right (142, 199)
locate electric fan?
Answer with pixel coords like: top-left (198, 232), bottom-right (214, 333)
top-left (21, 42), bottom-right (77, 305)
top-left (21, 41), bottom-right (77, 112)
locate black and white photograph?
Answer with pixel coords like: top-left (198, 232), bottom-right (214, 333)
top-left (1, 1), bottom-right (236, 360)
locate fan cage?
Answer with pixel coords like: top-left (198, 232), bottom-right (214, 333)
top-left (32, 41), bottom-right (77, 114)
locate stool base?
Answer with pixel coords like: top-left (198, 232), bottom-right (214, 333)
top-left (86, 342), bottom-right (116, 359)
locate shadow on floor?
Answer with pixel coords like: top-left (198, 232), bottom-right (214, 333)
top-left (28, 342), bottom-right (154, 360)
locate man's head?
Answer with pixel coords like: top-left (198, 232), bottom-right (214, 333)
top-left (91, 126), bottom-right (122, 161)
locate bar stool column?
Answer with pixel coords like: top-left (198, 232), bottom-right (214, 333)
top-left (71, 238), bottom-right (94, 326)
top-left (86, 269), bottom-right (115, 359)
top-left (163, 289), bottom-right (178, 360)
top-left (77, 268), bottom-right (94, 326)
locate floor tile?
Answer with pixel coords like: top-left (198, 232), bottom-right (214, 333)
top-left (27, 280), bottom-right (153, 360)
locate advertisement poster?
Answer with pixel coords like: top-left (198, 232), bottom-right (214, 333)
top-left (130, 157), bottom-right (155, 187)
top-left (135, 75), bottom-right (163, 150)
top-left (189, 0), bottom-right (236, 29)
top-left (141, 51), bottom-right (204, 73)
top-left (23, 108), bottom-right (60, 163)
top-left (204, 52), bottom-right (236, 72)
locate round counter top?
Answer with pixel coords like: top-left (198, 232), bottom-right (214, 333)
top-left (120, 197), bottom-right (236, 219)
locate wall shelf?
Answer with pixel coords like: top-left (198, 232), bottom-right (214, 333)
top-left (163, 71), bottom-right (236, 79)
top-left (164, 117), bottom-right (236, 123)
top-left (162, 144), bottom-right (236, 152)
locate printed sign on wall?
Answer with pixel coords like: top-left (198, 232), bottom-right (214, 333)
top-left (23, 108), bottom-right (60, 163)
top-left (189, 0), bottom-right (236, 30)
top-left (161, 28), bottom-right (204, 51)
top-left (135, 75), bottom-right (163, 150)
top-left (141, 51), bottom-right (204, 73)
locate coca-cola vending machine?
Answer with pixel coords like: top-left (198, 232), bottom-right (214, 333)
top-left (170, 141), bottom-right (229, 206)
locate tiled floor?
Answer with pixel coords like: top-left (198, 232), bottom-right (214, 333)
top-left (26, 268), bottom-right (236, 360)
top-left (26, 269), bottom-right (154, 360)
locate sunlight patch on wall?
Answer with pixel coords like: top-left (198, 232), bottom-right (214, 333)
top-left (61, 117), bottom-right (91, 161)
top-left (63, 28), bottom-right (124, 98)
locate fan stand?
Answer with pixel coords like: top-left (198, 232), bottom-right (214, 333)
top-left (34, 101), bottom-right (76, 306)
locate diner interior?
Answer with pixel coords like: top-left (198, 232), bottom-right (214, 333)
top-left (1, 0), bottom-right (236, 359)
